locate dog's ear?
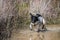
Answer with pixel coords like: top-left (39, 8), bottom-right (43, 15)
top-left (30, 13), bottom-right (32, 16)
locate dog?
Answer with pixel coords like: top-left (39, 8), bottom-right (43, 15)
top-left (29, 13), bottom-right (46, 32)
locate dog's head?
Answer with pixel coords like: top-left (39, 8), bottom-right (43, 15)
top-left (30, 13), bottom-right (38, 23)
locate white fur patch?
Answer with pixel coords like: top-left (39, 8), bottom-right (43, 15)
top-left (38, 17), bottom-right (46, 24)
top-left (29, 22), bottom-right (34, 29)
top-left (38, 17), bottom-right (43, 23)
top-left (43, 18), bottom-right (46, 24)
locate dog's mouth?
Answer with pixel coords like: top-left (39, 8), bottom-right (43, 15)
top-left (31, 23), bottom-right (37, 26)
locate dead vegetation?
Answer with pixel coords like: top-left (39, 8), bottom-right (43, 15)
top-left (0, 0), bottom-right (60, 40)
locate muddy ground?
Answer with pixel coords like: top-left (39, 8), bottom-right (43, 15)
top-left (10, 25), bottom-right (60, 40)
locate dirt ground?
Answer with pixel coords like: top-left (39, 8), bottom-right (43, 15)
top-left (10, 25), bottom-right (60, 40)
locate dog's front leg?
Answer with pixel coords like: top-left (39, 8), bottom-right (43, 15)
top-left (29, 22), bottom-right (34, 31)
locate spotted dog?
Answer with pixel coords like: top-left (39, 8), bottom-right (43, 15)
top-left (30, 13), bottom-right (46, 32)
